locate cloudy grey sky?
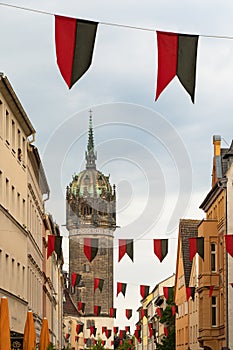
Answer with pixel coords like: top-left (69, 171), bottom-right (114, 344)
top-left (2, 0), bottom-right (233, 329)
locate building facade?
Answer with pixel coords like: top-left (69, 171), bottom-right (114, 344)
top-left (0, 73), bottom-right (63, 347)
top-left (65, 113), bottom-right (116, 348)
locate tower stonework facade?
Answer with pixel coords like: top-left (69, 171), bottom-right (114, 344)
top-left (66, 114), bottom-right (116, 316)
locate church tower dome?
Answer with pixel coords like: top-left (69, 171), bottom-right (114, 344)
top-left (66, 111), bottom-right (116, 318)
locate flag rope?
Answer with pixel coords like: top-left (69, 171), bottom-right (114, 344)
top-left (1, 1), bottom-right (233, 39)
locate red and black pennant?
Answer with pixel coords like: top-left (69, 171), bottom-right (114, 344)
top-left (140, 285), bottom-right (150, 299)
top-left (134, 330), bottom-right (141, 342)
top-left (164, 326), bottom-right (168, 337)
top-left (156, 307), bottom-right (163, 318)
top-left (55, 15), bottom-right (98, 89)
top-left (171, 305), bottom-right (178, 316)
top-left (94, 305), bottom-right (101, 316)
top-left (76, 324), bottom-right (84, 334)
top-left (106, 329), bottom-right (112, 339)
top-left (71, 273), bottom-right (81, 288)
top-left (119, 330), bottom-right (126, 339)
top-left (77, 302), bottom-right (85, 313)
top-left (125, 309), bottom-right (132, 320)
top-left (101, 340), bottom-right (106, 346)
top-left (118, 239), bottom-right (134, 262)
top-left (125, 326), bottom-right (130, 333)
top-left (189, 237), bottom-right (204, 261)
top-left (113, 327), bottom-right (119, 334)
top-left (156, 31), bottom-right (199, 103)
top-left (186, 287), bottom-right (195, 301)
top-left (153, 239), bottom-right (168, 262)
top-left (102, 326), bottom-right (107, 335)
top-left (140, 309), bottom-right (148, 320)
top-left (94, 278), bottom-right (104, 292)
top-left (225, 235), bottom-right (233, 257)
top-left (47, 235), bottom-right (63, 259)
top-left (117, 282), bottom-right (127, 297)
top-left (90, 326), bottom-right (97, 336)
top-left (163, 286), bottom-right (174, 301)
top-left (109, 308), bottom-right (117, 318)
top-left (84, 238), bottom-right (98, 262)
top-left (84, 338), bottom-right (87, 344)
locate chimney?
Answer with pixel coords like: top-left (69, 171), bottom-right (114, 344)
top-left (212, 135), bottom-right (221, 187)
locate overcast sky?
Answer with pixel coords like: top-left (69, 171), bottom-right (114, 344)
top-left (2, 0), bottom-right (233, 329)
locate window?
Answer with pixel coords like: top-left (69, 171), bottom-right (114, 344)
top-left (83, 263), bottom-right (90, 273)
top-left (211, 296), bottom-right (217, 326)
top-left (211, 243), bottom-right (217, 272)
top-left (5, 178), bottom-right (9, 209)
top-left (11, 120), bottom-right (15, 152)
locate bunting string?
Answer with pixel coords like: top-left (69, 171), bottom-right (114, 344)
top-left (0, 1), bottom-right (233, 39)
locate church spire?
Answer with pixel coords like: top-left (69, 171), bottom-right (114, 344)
top-left (86, 110), bottom-right (97, 169)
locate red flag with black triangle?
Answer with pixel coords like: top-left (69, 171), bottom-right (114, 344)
top-left (77, 302), bottom-right (85, 313)
top-left (156, 31), bottom-right (199, 103)
top-left (125, 326), bottom-right (130, 333)
top-left (136, 324), bottom-right (141, 331)
top-left (134, 330), bottom-right (141, 342)
top-left (186, 287), bottom-right (195, 301)
top-left (172, 305), bottom-right (178, 316)
top-left (153, 239), bottom-right (168, 262)
top-left (106, 329), bottom-right (112, 339)
top-left (109, 308), bottom-right (117, 318)
top-left (113, 327), bottom-right (119, 334)
top-left (164, 326), bottom-right (168, 337)
top-left (156, 307), bottom-right (163, 318)
top-left (119, 330), bottom-right (126, 339)
top-left (94, 305), bottom-right (101, 316)
top-left (55, 15), bottom-right (98, 89)
top-left (71, 273), bottom-right (81, 288)
top-left (101, 341), bottom-right (106, 346)
top-left (118, 239), bottom-right (134, 262)
top-left (47, 235), bottom-right (63, 259)
top-left (225, 235), bottom-right (233, 257)
top-left (140, 285), bottom-right (150, 299)
top-left (189, 237), bottom-right (204, 261)
top-left (117, 282), bottom-right (127, 297)
top-left (84, 238), bottom-right (98, 262)
top-left (76, 324), bottom-right (84, 334)
top-left (90, 326), bottom-right (96, 336)
top-left (84, 338), bottom-right (87, 344)
top-left (125, 309), bottom-right (132, 320)
top-left (163, 286), bottom-right (174, 301)
top-left (102, 326), bottom-right (107, 335)
top-left (140, 309), bottom-right (148, 320)
top-left (94, 278), bottom-right (104, 292)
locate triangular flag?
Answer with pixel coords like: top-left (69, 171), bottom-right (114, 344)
top-left (156, 307), bottom-right (163, 318)
top-left (189, 237), bottom-right (204, 261)
top-left (94, 305), bottom-right (101, 316)
top-left (148, 323), bottom-right (153, 338)
top-left (164, 326), bottom-right (168, 337)
top-left (119, 330), bottom-right (126, 339)
top-left (84, 238), bottom-right (98, 262)
top-left (101, 340), bottom-right (106, 346)
top-left (117, 282), bottom-right (127, 297)
top-left (136, 324), bottom-right (141, 331)
top-left (140, 285), bottom-right (150, 299)
top-left (109, 308), bottom-right (117, 318)
top-left (186, 287), bottom-right (195, 301)
top-left (171, 305), bottom-right (178, 316)
top-left (225, 235), bottom-right (233, 257)
top-left (55, 15), bottom-right (98, 89)
top-left (90, 326), bottom-right (96, 336)
top-left (106, 329), bottom-right (112, 339)
top-left (76, 324), bottom-right (84, 334)
top-left (125, 326), bottom-right (130, 333)
top-left (47, 235), bottom-right (63, 259)
top-left (94, 278), bottom-right (104, 292)
top-left (134, 330), bottom-right (141, 342)
top-left (140, 309), bottom-right (147, 320)
top-left (153, 239), bottom-right (168, 262)
top-left (102, 326), bottom-right (107, 335)
top-left (208, 286), bottom-right (214, 298)
top-left (113, 327), bottom-right (119, 334)
top-left (71, 273), bottom-right (81, 288)
top-left (84, 338), bottom-right (87, 344)
top-left (77, 302), bottom-right (85, 313)
top-left (125, 309), bottom-right (132, 320)
top-left (163, 286), bottom-right (174, 301)
top-left (118, 239), bottom-right (134, 262)
top-left (156, 31), bottom-right (199, 103)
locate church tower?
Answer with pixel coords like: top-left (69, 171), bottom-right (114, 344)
top-left (66, 112), bottom-right (116, 316)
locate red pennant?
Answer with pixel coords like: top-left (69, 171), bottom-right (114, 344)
top-left (111, 341), bottom-right (114, 346)
top-left (125, 326), bottom-right (130, 333)
top-left (118, 239), bottom-right (134, 262)
top-left (119, 330), bottom-right (126, 339)
top-left (172, 305), bottom-right (177, 316)
top-left (84, 338), bottom-right (87, 344)
top-left (113, 327), bottom-right (119, 334)
top-left (94, 305), bottom-right (101, 316)
top-left (84, 238), bottom-right (98, 262)
top-left (102, 326), bottom-right (107, 335)
top-left (47, 235), bottom-right (55, 259)
top-left (140, 309), bottom-right (147, 319)
top-left (189, 237), bottom-right (204, 261)
top-left (101, 340), bottom-right (106, 346)
top-left (209, 286), bottom-right (214, 297)
top-left (156, 307), bottom-right (163, 318)
top-left (153, 239), bottom-right (168, 262)
top-left (109, 308), bottom-right (116, 318)
top-left (164, 326), bottom-right (168, 337)
top-left (106, 329), bottom-right (112, 339)
top-left (90, 326), bottom-right (96, 336)
top-left (225, 235), bottom-right (233, 257)
top-left (148, 323), bottom-right (153, 338)
top-left (125, 309), bottom-right (132, 320)
top-left (163, 286), bottom-right (173, 301)
top-left (77, 302), bottom-right (85, 313)
top-left (140, 285), bottom-right (150, 299)
top-left (117, 282), bottom-right (127, 297)
top-left (76, 324), bottom-right (83, 334)
top-left (186, 287), bottom-right (195, 301)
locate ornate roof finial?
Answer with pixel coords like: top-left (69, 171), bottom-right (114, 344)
top-left (86, 109), bottom-right (97, 169)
